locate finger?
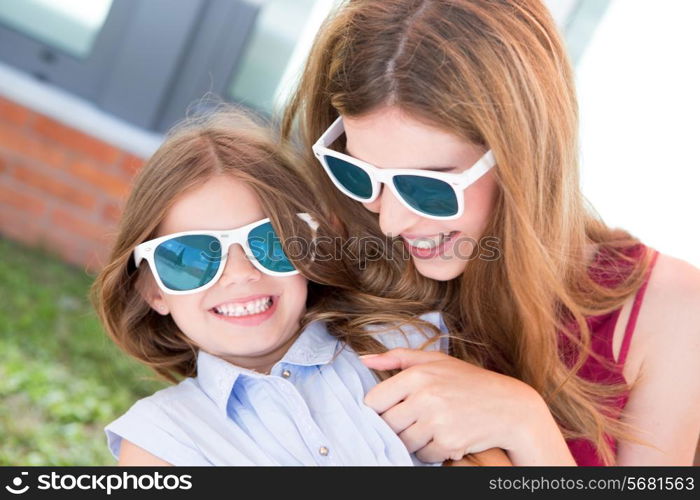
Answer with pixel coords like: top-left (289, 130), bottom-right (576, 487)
top-left (360, 348), bottom-right (447, 371)
top-left (358, 353), bottom-right (402, 371)
top-left (397, 421), bottom-right (432, 454)
top-left (363, 369), bottom-right (422, 413)
top-left (416, 440), bottom-right (456, 464)
top-left (379, 400), bottom-right (418, 434)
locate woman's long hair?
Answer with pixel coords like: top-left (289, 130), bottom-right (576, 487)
top-left (92, 108), bottom-right (447, 385)
top-left (282, 0), bottom-right (653, 464)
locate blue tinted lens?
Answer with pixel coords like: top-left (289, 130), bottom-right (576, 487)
top-left (393, 175), bottom-right (459, 217)
top-left (154, 235), bottom-right (221, 291)
top-left (325, 155), bottom-right (373, 199)
top-left (247, 222), bottom-right (295, 274)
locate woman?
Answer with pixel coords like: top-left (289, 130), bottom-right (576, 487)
top-left (283, 0), bottom-right (700, 465)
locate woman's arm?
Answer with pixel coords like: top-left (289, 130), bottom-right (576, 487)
top-left (615, 254), bottom-right (700, 465)
top-left (447, 448), bottom-right (512, 466)
top-left (118, 439), bottom-right (173, 466)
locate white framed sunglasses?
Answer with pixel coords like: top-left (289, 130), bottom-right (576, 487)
top-left (133, 213), bottom-right (317, 295)
top-left (312, 116), bottom-right (496, 220)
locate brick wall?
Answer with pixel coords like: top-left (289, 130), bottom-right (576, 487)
top-left (0, 96), bottom-right (143, 271)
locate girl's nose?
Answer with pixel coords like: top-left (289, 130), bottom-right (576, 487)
top-left (363, 185), bottom-right (421, 237)
top-left (218, 244), bottom-right (262, 286)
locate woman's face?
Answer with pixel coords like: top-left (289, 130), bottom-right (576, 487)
top-left (142, 175), bottom-right (308, 373)
top-left (343, 106), bottom-right (499, 281)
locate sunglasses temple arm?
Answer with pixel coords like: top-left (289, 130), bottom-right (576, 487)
top-left (317, 116), bottom-right (344, 148)
top-left (458, 151), bottom-right (496, 188)
top-left (133, 245), bottom-right (146, 268)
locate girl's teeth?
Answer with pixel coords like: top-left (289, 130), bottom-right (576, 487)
top-left (214, 297), bottom-right (273, 317)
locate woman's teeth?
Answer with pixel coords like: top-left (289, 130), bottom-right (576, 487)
top-left (404, 232), bottom-right (457, 249)
top-left (213, 297), bottom-right (273, 317)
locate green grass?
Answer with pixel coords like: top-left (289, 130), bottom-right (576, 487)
top-left (0, 237), bottom-right (166, 465)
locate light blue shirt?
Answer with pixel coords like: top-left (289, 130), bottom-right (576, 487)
top-left (105, 312), bottom-right (448, 466)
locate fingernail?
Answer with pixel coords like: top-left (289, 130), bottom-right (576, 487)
top-left (359, 354), bottom-right (380, 360)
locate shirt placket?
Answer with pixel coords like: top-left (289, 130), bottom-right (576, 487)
top-left (269, 367), bottom-right (338, 466)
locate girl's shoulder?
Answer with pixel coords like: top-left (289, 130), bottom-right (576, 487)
top-left (123, 377), bottom-right (204, 414)
top-left (104, 378), bottom-right (213, 465)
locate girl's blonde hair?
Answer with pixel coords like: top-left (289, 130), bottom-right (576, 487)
top-left (92, 109), bottom-right (445, 384)
top-left (283, 0), bottom-right (653, 464)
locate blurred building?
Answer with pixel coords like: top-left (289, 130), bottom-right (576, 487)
top-left (0, 0), bottom-right (697, 272)
top-left (0, 0), bottom-right (339, 269)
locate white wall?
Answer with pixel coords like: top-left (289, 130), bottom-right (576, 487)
top-left (576, 0), bottom-right (700, 267)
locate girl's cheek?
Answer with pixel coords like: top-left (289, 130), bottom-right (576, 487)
top-left (286, 276), bottom-right (309, 315)
top-left (164, 295), bottom-right (208, 335)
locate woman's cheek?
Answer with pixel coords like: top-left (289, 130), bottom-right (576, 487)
top-left (459, 173), bottom-right (499, 240)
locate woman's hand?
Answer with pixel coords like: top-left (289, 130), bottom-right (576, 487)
top-left (361, 349), bottom-right (577, 465)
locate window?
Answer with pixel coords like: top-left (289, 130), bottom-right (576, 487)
top-left (228, 0), bottom-right (339, 115)
top-left (0, 0), bottom-right (113, 58)
top-left (0, 0), bottom-right (341, 131)
top-left (0, 0), bottom-right (210, 130)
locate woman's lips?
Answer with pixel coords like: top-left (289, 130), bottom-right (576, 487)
top-left (401, 231), bottom-right (461, 260)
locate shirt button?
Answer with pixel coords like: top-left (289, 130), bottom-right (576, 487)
top-left (282, 369), bottom-right (291, 378)
top-left (318, 446), bottom-right (329, 456)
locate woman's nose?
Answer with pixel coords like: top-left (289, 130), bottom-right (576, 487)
top-left (362, 185), bottom-right (421, 237)
top-left (218, 244), bottom-right (262, 286)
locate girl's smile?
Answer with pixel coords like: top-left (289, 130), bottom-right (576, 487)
top-left (209, 293), bottom-right (279, 326)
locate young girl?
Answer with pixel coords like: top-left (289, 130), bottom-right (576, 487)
top-left (283, 0), bottom-right (700, 465)
top-left (93, 110), bottom-right (508, 466)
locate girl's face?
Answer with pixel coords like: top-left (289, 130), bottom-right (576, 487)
top-left (143, 175), bottom-right (308, 373)
top-left (343, 106), bottom-right (499, 281)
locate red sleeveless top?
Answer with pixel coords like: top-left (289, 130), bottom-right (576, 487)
top-left (560, 243), bottom-right (659, 466)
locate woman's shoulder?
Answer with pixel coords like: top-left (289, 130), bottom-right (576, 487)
top-left (626, 251), bottom-right (700, 382)
top-left (646, 252), bottom-right (700, 296)
top-left (637, 252), bottom-right (700, 344)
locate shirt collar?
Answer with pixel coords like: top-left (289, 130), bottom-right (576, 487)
top-left (195, 320), bottom-right (340, 412)
top-left (279, 319), bottom-right (340, 367)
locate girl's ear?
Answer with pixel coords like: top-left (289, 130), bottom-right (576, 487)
top-left (136, 266), bottom-right (171, 316)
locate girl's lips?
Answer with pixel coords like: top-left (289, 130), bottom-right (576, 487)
top-left (209, 295), bottom-right (279, 327)
top-left (402, 231), bottom-right (461, 260)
